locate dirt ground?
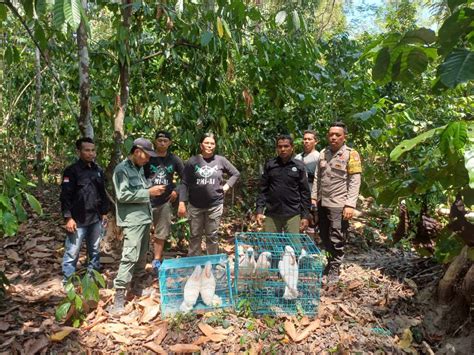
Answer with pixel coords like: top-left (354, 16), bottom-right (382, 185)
top-left (0, 186), bottom-right (472, 354)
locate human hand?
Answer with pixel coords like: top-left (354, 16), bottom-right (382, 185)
top-left (167, 190), bottom-right (178, 203)
top-left (343, 206), bottom-right (354, 220)
top-left (65, 218), bottom-right (77, 233)
top-left (222, 183), bottom-right (230, 193)
top-left (256, 213), bottom-right (265, 226)
top-left (177, 202), bottom-right (187, 218)
top-left (149, 185), bottom-right (166, 197)
top-left (300, 218), bottom-right (309, 232)
top-left (101, 215), bottom-right (108, 228)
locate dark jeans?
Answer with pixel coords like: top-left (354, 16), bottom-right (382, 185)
top-left (318, 204), bottom-right (348, 271)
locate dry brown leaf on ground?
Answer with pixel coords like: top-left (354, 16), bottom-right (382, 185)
top-left (249, 340), bottom-right (264, 355)
top-left (140, 304), bottom-right (160, 323)
top-left (144, 341), bottom-right (167, 354)
top-left (197, 323), bottom-right (227, 342)
top-left (50, 327), bottom-right (78, 342)
top-left (82, 316), bottom-right (108, 331)
top-left (29, 252), bottom-right (53, 258)
top-left (347, 280), bottom-right (363, 290)
top-left (168, 343), bottom-right (201, 353)
top-left (23, 334), bottom-right (49, 354)
top-left (0, 321), bottom-right (10, 331)
top-left (295, 319), bottom-right (320, 342)
top-left (5, 249), bottom-right (21, 262)
top-left (146, 321), bottom-right (168, 345)
top-left (339, 304), bottom-right (357, 318)
top-left (284, 320), bottom-right (297, 342)
top-left (212, 326), bottom-right (234, 335)
top-left (192, 335), bottom-right (210, 345)
top-left (110, 332), bottom-right (131, 344)
top-left (299, 316), bottom-right (310, 326)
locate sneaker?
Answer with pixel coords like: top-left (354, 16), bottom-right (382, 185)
top-left (152, 259), bottom-right (161, 273)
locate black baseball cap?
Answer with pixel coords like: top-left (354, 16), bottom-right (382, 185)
top-left (155, 130), bottom-right (172, 140)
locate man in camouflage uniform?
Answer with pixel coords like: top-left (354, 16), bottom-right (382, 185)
top-left (111, 138), bottom-right (165, 314)
top-left (311, 122), bottom-right (362, 283)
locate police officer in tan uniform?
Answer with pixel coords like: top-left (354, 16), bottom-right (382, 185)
top-left (311, 122), bottom-right (361, 283)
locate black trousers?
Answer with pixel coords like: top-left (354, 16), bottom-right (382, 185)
top-left (318, 203), bottom-right (348, 271)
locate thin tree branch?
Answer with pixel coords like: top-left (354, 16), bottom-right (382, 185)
top-left (4, 0), bottom-right (78, 121)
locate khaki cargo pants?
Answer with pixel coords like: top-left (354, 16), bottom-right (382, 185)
top-left (113, 224), bottom-right (151, 289)
top-left (187, 203), bottom-right (223, 256)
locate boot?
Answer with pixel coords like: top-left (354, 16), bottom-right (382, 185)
top-left (110, 289), bottom-right (126, 315)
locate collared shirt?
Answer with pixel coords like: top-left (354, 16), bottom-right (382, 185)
top-left (256, 156), bottom-right (311, 219)
top-left (60, 159), bottom-right (109, 227)
top-left (180, 154), bottom-right (240, 208)
top-left (144, 152), bottom-right (185, 207)
top-left (311, 144), bottom-right (362, 208)
top-left (113, 158), bottom-right (152, 227)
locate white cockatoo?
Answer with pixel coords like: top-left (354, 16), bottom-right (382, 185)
top-left (278, 245), bottom-right (299, 300)
top-left (239, 247), bottom-right (257, 277)
top-left (255, 251), bottom-right (272, 275)
top-left (200, 261), bottom-right (222, 307)
top-left (254, 251), bottom-right (272, 289)
top-left (179, 265), bottom-right (202, 312)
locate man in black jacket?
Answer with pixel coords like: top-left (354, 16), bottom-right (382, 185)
top-left (256, 134), bottom-right (311, 233)
top-left (60, 137), bottom-right (109, 284)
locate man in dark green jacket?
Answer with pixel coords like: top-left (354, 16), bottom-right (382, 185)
top-left (111, 138), bottom-right (165, 314)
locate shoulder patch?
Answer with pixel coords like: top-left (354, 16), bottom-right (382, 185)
top-left (347, 151), bottom-right (362, 174)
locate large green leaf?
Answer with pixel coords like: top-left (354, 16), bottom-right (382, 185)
top-left (53, 0), bottom-right (65, 29)
top-left (55, 302), bottom-right (71, 321)
top-left (439, 121), bottom-right (468, 155)
top-left (25, 193), bottom-right (43, 215)
top-left (448, 0), bottom-right (468, 11)
top-left (63, 0), bottom-right (81, 30)
top-left (2, 212), bottom-right (18, 236)
top-left (200, 31), bottom-right (213, 47)
top-left (400, 28), bottom-right (436, 45)
top-left (275, 10), bottom-right (287, 26)
top-left (465, 122), bottom-right (474, 188)
top-left (390, 125), bottom-right (447, 161)
top-left (0, 4), bottom-right (7, 21)
top-left (438, 8), bottom-right (474, 56)
top-left (372, 47), bottom-right (390, 82)
top-left (439, 49), bottom-right (474, 88)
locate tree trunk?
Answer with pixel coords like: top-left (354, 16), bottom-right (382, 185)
top-left (438, 245), bottom-right (469, 303)
top-left (34, 47), bottom-right (43, 186)
top-left (107, 0), bottom-right (132, 177)
top-left (77, 0), bottom-right (93, 138)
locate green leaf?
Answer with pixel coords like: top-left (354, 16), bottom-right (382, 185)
top-left (390, 125), bottom-right (447, 161)
top-left (448, 0), bottom-right (468, 11)
top-left (75, 295), bottom-right (83, 311)
top-left (400, 28), bottom-right (437, 45)
top-left (275, 10), bottom-right (287, 26)
top-left (372, 47), bottom-right (390, 82)
top-left (63, 0), bottom-right (81, 30)
top-left (0, 195), bottom-right (11, 209)
top-left (0, 4), bottom-right (8, 21)
top-left (439, 49), bottom-right (474, 88)
top-left (438, 8), bottom-right (474, 56)
top-left (465, 122), bottom-right (474, 188)
top-left (292, 10), bottom-right (300, 31)
top-left (439, 121), bottom-right (468, 155)
top-left (25, 193), bottom-right (43, 215)
top-left (55, 302), bottom-right (71, 321)
top-left (352, 107), bottom-right (377, 121)
top-left (2, 212), bottom-right (18, 236)
top-left (13, 197), bottom-right (27, 223)
top-left (221, 18), bottom-right (232, 40)
top-left (465, 145), bottom-right (474, 188)
top-left (53, 0), bottom-right (65, 29)
top-left (91, 270), bottom-right (105, 288)
top-left (23, 0), bottom-right (34, 18)
top-left (216, 17), bottom-right (224, 38)
top-left (34, 22), bottom-right (48, 51)
top-left (200, 31), bottom-right (213, 47)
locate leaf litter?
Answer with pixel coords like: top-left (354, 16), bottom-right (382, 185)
top-left (0, 186), bottom-right (472, 353)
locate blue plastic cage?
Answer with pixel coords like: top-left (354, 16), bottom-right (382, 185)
top-left (159, 254), bottom-right (234, 318)
top-left (234, 232), bottom-right (324, 316)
